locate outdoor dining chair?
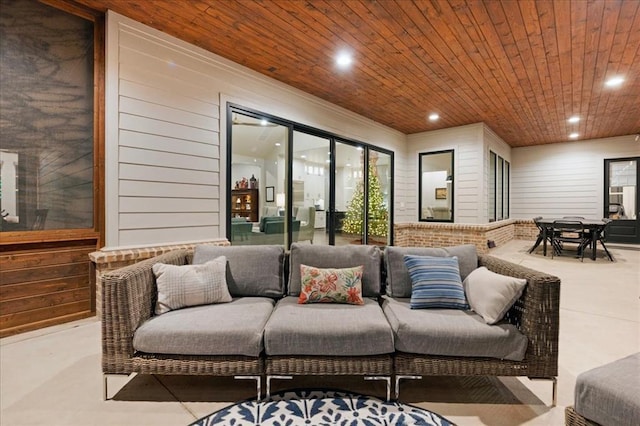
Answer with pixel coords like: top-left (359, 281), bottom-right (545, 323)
top-left (530, 216), bottom-right (561, 254)
top-left (596, 218), bottom-right (614, 261)
top-left (550, 220), bottom-right (590, 262)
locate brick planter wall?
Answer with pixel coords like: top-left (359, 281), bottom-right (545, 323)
top-left (394, 219), bottom-right (537, 254)
top-left (89, 239), bottom-right (229, 317)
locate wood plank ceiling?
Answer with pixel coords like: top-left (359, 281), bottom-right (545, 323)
top-left (74, 0), bottom-right (640, 147)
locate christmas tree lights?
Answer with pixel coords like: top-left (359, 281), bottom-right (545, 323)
top-left (342, 161), bottom-right (388, 237)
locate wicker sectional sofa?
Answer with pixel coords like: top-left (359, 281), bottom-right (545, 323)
top-left (101, 243), bottom-right (560, 403)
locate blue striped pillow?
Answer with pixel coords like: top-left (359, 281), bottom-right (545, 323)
top-left (404, 255), bottom-right (469, 310)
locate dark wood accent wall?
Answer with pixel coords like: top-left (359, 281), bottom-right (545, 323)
top-left (0, 0), bottom-right (105, 337)
top-left (0, 232), bottom-right (98, 337)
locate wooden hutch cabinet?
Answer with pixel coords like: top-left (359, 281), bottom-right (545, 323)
top-left (231, 189), bottom-right (259, 222)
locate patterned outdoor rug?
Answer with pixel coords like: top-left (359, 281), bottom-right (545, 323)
top-left (191, 389), bottom-right (453, 426)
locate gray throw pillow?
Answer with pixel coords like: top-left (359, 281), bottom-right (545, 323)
top-left (153, 256), bottom-right (231, 315)
top-left (462, 266), bottom-right (526, 324)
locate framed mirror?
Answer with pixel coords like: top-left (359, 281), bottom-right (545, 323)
top-left (419, 150), bottom-right (454, 222)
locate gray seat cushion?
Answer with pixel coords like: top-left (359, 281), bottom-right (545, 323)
top-left (264, 296), bottom-right (394, 356)
top-left (133, 297), bottom-right (275, 357)
top-left (288, 243), bottom-right (381, 297)
top-left (193, 244), bottom-right (285, 298)
top-left (575, 352), bottom-right (640, 426)
top-left (384, 245), bottom-right (478, 297)
top-left (382, 296), bottom-right (528, 361)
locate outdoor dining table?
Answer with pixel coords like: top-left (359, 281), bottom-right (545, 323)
top-left (530, 218), bottom-right (611, 261)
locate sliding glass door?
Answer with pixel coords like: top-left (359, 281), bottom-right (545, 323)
top-left (367, 149), bottom-right (392, 246)
top-left (227, 105), bottom-right (393, 248)
top-left (228, 112), bottom-right (289, 245)
top-left (334, 142), bottom-right (365, 245)
top-left (291, 131), bottom-right (330, 245)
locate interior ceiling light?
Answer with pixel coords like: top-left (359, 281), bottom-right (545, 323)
top-left (569, 133), bottom-right (579, 139)
top-left (605, 76), bottom-right (624, 87)
top-left (275, 142), bottom-right (281, 146)
top-left (301, 154), bottom-right (307, 159)
top-left (568, 116), bottom-right (580, 123)
top-left (260, 119), bottom-right (268, 126)
top-left (428, 113), bottom-right (440, 121)
top-left (335, 51), bottom-right (353, 69)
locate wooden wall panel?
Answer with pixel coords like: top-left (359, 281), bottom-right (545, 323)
top-left (0, 239), bottom-right (97, 338)
top-left (77, 0), bottom-right (640, 147)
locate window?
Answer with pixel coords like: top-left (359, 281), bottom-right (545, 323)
top-left (227, 104), bottom-right (393, 247)
top-left (419, 150), bottom-right (454, 222)
top-left (489, 151), bottom-right (510, 222)
top-left (1, 0), bottom-right (94, 232)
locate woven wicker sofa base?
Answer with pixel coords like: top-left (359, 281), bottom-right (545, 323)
top-left (127, 354), bottom-right (263, 376)
top-left (394, 353), bottom-right (530, 377)
top-left (266, 355), bottom-right (392, 376)
top-left (565, 406), bottom-right (601, 426)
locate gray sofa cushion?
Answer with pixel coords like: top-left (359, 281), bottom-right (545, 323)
top-left (288, 243), bottom-right (381, 297)
top-left (382, 296), bottom-right (528, 361)
top-left (133, 297), bottom-right (275, 357)
top-left (193, 245), bottom-right (284, 298)
top-left (264, 296), bottom-right (394, 356)
top-left (385, 245), bottom-right (478, 297)
top-left (575, 352), bottom-right (640, 426)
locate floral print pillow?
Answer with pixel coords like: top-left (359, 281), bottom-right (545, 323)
top-left (298, 264), bottom-right (365, 305)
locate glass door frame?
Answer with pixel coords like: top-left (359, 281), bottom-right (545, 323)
top-left (604, 157), bottom-right (640, 244)
top-left (226, 103), bottom-right (394, 247)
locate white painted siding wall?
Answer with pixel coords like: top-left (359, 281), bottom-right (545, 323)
top-left (407, 124), bottom-right (484, 223)
top-left (511, 135), bottom-right (640, 219)
top-left (105, 12), bottom-right (407, 249)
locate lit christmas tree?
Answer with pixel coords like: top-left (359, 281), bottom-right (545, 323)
top-left (342, 156), bottom-right (388, 237)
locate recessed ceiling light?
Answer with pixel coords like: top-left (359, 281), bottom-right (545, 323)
top-left (275, 142), bottom-right (281, 146)
top-left (605, 76), bottom-right (624, 87)
top-left (335, 51), bottom-right (353, 69)
top-left (356, 146), bottom-right (363, 151)
top-left (260, 119), bottom-right (268, 126)
top-left (428, 113), bottom-right (439, 121)
top-left (569, 133), bottom-right (579, 139)
top-left (568, 116), bottom-right (580, 123)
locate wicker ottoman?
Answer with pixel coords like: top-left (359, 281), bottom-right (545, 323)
top-left (565, 353), bottom-right (640, 426)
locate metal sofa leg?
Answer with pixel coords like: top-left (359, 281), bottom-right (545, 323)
top-left (365, 376), bottom-right (391, 401)
top-left (394, 375), bottom-right (422, 400)
top-left (265, 375), bottom-right (292, 399)
top-left (235, 375), bottom-right (262, 401)
top-left (103, 373), bottom-right (130, 401)
top-left (103, 374), bottom-right (109, 401)
top-left (530, 377), bottom-right (557, 407)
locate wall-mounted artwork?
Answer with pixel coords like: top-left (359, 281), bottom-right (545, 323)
top-left (266, 186), bottom-right (275, 202)
top-left (435, 187), bottom-right (447, 199)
